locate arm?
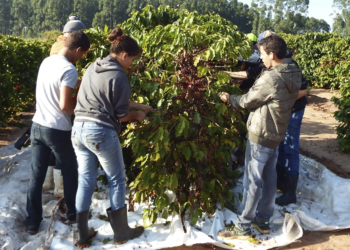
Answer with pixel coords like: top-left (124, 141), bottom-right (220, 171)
top-left (228, 75), bottom-right (272, 109)
top-left (296, 89), bottom-right (307, 100)
top-left (129, 100), bottom-right (156, 113)
top-left (59, 86), bottom-right (76, 114)
top-left (224, 71), bottom-right (248, 79)
top-left (118, 111), bottom-right (146, 122)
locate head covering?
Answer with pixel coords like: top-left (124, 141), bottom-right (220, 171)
top-left (247, 33), bottom-right (258, 43)
top-left (63, 16), bottom-right (86, 33)
top-left (258, 30), bottom-right (277, 42)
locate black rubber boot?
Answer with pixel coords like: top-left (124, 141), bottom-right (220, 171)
top-left (107, 206), bottom-right (144, 245)
top-left (76, 211), bottom-right (96, 246)
top-left (276, 166), bottom-right (286, 193)
top-left (275, 176), bottom-right (298, 206)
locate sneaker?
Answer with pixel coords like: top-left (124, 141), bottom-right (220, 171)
top-left (218, 224), bottom-right (252, 240)
top-left (252, 218), bottom-right (270, 234)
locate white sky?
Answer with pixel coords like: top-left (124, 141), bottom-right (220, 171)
top-left (238, 0), bottom-right (339, 28)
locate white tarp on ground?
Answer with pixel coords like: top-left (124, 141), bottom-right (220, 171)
top-left (1, 143), bottom-right (350, 250)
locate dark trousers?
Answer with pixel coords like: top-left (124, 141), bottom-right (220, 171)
top-left (26, 122), bottom-right (78, 229)
top-left (277, 109), bottom-right (305, 177)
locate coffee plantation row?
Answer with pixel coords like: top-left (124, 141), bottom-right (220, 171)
top-left (1, 5), bottom-right (350, 226)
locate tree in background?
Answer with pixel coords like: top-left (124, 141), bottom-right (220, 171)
top-left (0, 0), bottom-right (13, 35)
top-left (333, 0), bottom-right (350, 37)
top-left (72, 0), bottom-right (99, 29)
top-left (0, 0), bottom-right (333, 37)
top-left (248, 0), bottom-right (329, 35)
top-left (249, 1), bottom-right (273, 35)
top-left (93, 0), bottom-right (129, 28)
top-left (11, 0), bottom-right (32, 36)
top-left (305, 17), bottom-right (330, 33)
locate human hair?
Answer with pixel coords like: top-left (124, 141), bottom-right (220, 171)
top-left (65, 31), bottom-right (90, 52)
top-left (259, 35), bottom-right (287, 59)
top-left (263, 30), bottom-right (276, 39)
top-left (108, 27), bottom-right (141, 57)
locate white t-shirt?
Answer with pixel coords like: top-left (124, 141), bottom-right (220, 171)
top-left (33, 55), bottom-right (78, 131)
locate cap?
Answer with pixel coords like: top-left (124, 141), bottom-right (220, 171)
top-left (247, 33), bottom-right (258, 42)
top-left (258, 30), bottom-right (277, 42)
top-left (63, 16), bottom-right (86, 33)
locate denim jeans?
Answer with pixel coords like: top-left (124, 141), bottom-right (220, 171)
top-left (71, 122), bottom-right (126, 213)
top-left (26, 122), bottom-right (78, 229)
top-left (277, 109), bottom-right (305, 177)
top-left (235, 140), bottom-right (279, 230)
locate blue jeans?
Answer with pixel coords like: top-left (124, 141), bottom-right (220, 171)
top-left (26, 122), bottom-right (78, 229)
top-left (235, 140), bottom-right (279, 230)
top-left (277, 109), bottom-right (305, 177)
top-left (71, 122), bottom-right (126, 213)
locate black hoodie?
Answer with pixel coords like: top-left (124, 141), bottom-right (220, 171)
top-left (74, 55), bottom-right (130, 133)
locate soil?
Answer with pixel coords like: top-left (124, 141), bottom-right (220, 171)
top-left (1, 89), bottom-right (350, 250)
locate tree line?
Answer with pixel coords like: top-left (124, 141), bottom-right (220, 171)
top-left (0, 0), bottom-right (342, 37)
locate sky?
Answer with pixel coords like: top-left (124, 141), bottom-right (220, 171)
top-left (238, 0), bottom-right (339, 28)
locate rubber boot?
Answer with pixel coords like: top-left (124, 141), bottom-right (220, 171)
top-left (276, 166), bottom-right (285, 193)
top-left (43, 166), bottom-right (54, 191)
top-left (76, 211), bottom-right (96, 247)
top-left (53, 169), bottom-right (64, 198)
top-left (107, 206), bottom-right (144, 245)
top-left (275, 176), bottom-right (298, 206)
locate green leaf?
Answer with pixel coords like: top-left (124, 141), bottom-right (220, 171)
top-left (175, 116), bottom-right (186, 137)
top-left (170, 174), bottom-right (178, 190)
top-left (182, 146), bottom-right (192, 161)
top-left (194, 112), bottom-right (201, 124)
top-left (151, 83), bottom-right (160, 93)
top-left (102, 237), bottom-right (111, 244)
top-left (190, 208), bottom-right (203, 226)
top-left (144, 71), bottom-right (152, 80)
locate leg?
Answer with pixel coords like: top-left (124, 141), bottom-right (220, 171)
top-left (42, 127), bottom-right (78, 222)
top-left (276, 109), bottom-right (304, 206)
top-left (283, 109), bottom-right (304, 177)
top-left (256, 147), bottom-right (278, 222)
top-left (89, 129), bottom-right (126, 211)
top-left (71, 123), bottom-right (99, 213)
top-left (26, 123), bottom-right (52, 232)
top-left (235, 140), bottom-right (277, 230)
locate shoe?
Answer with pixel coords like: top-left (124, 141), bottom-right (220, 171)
top-left (252, 218), bottom-right (270, 234)
top-left (107, 206), bottom-right (144, 245)
top-left (26, 225), bottom-right (39, 235)
top-left (76, 211), bottom-right (96, 247)
top-left (275, 176), bottom-right (298, 206)
top-left (218, 224), bottom-right (252, 240)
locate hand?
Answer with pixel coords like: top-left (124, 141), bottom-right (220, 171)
top-left (219, 92), bottom-right (229, 103)
top-left (139, 104), bottom-right (156, 113)
top-left (135, 111), bottom-right (147, 122)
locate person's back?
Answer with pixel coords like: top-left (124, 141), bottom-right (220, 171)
top-left (26, 31), bottom-right (90, 235)
top-left (33, 55), bottom-right (77, 130)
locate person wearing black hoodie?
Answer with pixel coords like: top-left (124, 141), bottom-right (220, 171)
top-left (71, 27), bottom-right (155, 247)
top-left (225, 33), bottom-right (308, 207)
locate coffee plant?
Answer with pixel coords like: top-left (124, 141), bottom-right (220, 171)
top-left (117, 6), bottom-right (252, 227)
top-left (0, 34), bottom-right (51, 127)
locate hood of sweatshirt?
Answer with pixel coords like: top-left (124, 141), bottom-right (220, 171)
top-left (94, 55), bottom-right (125, 73)
top-left (272, 62), bottom-right (302, 93)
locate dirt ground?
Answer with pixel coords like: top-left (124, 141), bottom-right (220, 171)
top-left (1, 89), bottom-right (350, 250)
